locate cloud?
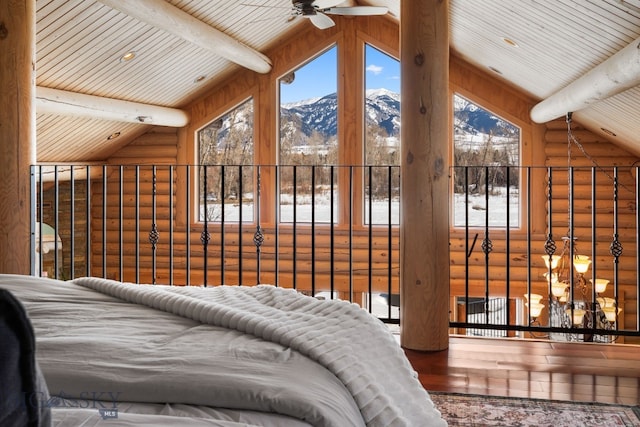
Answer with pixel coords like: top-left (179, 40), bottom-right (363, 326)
top-left (366, 64), bottom-right (383, 75)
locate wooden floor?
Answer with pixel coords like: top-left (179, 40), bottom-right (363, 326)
top-left (404, 335), bottom-right (640, 406)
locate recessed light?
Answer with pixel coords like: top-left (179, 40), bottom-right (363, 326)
top-left (601, 127), bottom-right (617, 137)
top-left (120, 51), bottom-right (136, 63)
top-left (107, 132), bottom-right (121, 140)
top-left (502, 37), bottom-right (519, 47)
top-left (488, 66), bottom-right (503, 75)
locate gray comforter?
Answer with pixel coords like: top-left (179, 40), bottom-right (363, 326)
top-left (0, 274), bottom-right (446, 426)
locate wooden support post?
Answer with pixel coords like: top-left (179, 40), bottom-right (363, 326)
top-left (0, 0), bottom-right (36, 274)
top-left (400, 0), bottom-right (450, 351)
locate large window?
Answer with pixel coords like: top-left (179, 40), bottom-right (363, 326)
top-left (364, 44), bottom-right (400, 225)
top-left (452, 93), bottom-right (520, 228)
top-left (279, 46), bottom-right (338, 223)
top-left (197, 98), bottom-right (254, 222)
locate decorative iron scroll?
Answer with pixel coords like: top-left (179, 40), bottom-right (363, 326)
top-left (253, 226), bottom-right (264, 251)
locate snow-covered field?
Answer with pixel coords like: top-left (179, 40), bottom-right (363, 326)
top-left (202, 189), bottom-right (517, 228)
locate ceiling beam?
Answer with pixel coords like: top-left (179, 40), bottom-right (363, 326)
top-left (97, 0), bottom-right (272, 74)
top-left (530, 36), bottom-right (640, 123)
top-left (36, 87), bottom-right (190, 127)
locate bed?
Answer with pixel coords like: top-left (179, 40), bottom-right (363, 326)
top-left (0, 274), bottom-right (447, 426)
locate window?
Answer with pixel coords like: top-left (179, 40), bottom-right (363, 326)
top-left (279, 47), bottom-right (338, 223)
top-left (197, 98), bottom-right (254, 222)
top-left (452, 93), bottom-right (520, 228)
top-left (364, 44), bottom-right (400, 225)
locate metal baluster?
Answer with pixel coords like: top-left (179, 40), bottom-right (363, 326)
top-left (220, 165), bottom-right (225, 285)
top-left (591, 168), bottom-right (597, 331)
top-left (505, 166), bottom-right (511, 331)
top-left (610, 167), bottom-right (623, 330)
top-left (119, 165), bottom-right (123, 281)
top-left (368, 166), bottom-right (373, 313)
top-left (349, 166), bottom-right (354, 302)
top-left (387, 165), bottom-right (393, 321)
top-left (311, 166), bottom-right (316, 296)
top-left (526, 167), bottom-right (532, 331)
top-left (102, 165), bottom-right (107, 278)
top-left (135, 166), bottom-right (140, 284)
top-left (253, 166), bottom-right (264, 285)
top-left (482, 166), bottom-right (492, 325)
top-left (330, 165), bottom-right (335, 299)
top-left (543, 167), bottom-right (557, 316)
top-left (293, 165), bottom-right (297, 290)
top-left (201, 165), bottom-right (210, 287)
top-left (86, 166), bottom-right (91, 277)
top-left (186, 165), bottom-right (191, 286)
top-left (70, 166), bottom-right (75, 279)
top-left (169, 166), bottom-right (174, 286)
top-left (465, 166), bottom-right (470, 326)
top-left (274, 165), bottom-right (279, 287)
top-left (149, 165), bottom-right (159, 284)
top-left (54, 166), bottom-right (59, 279)
top-left (238, 165), bottom-right (243, 286)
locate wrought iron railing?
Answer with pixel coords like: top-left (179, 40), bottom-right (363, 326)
top-left (450, 165), bottom-right (640, 342)
top-left (30, 164), bottom-right (400, 323)
top-left (30, 164), bottom-right (640, 339)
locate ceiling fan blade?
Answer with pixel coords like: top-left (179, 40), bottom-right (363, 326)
top-left (312, 0), bottom-right (344, 9)
top-left (324, 6), bottom-right (388, 16)
top-left (308, 12), bottom-right (335, 29)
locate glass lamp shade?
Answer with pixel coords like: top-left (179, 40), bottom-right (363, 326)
top-left (523, 293), bottom-right (544, 304)
top-left (526, 302), bottom-right (545, 318)
top-left (542, 255), bottom-right (561, 270)
top-left (551, 281), bottom-right (567, 297)
top-left (566, 307), bottom-right (585, 325)
top-left (572, 255), bottom-right (591, 274)
top-left (602, 306), bottom-right (620, 323)
top-left (597, 296), bottom-right (616, 308)
top-left (590, 278), bottom-right (609, 294)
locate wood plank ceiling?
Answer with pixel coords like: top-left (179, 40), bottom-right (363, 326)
top-left (34, 0), bottom-right (640, 162)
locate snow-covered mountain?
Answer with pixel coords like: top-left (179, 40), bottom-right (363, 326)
top-left (282, 89), bottom-right (401, 140)
top-left (212, 91), bottom-right (515, 151)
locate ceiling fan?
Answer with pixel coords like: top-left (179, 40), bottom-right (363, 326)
top-left (292, 0), bottom-right (389, 30)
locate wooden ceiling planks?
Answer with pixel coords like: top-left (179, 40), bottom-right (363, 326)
top-left (31, 0), bottom-right (640, 162)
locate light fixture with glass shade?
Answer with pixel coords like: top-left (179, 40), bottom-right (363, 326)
top-left (526, 113), bottom-right (623, 342)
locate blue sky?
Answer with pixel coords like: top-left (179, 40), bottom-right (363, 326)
top-left (280, 45), bottom-right (400, 104)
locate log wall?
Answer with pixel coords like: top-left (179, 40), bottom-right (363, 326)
top-left (67, 14), bottom-right (640, 340)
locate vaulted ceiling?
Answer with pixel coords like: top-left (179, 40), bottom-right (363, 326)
top-left (35, 0), bottom-right (640, 162)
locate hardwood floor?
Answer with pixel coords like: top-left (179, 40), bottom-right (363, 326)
top-left (404, 335), bottom-right (640, 406)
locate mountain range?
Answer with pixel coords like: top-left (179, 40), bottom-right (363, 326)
top-left (282, 88), bottom-right (401, 140)
top-left (282, 89), bottom-right (516, 145)
top-left (212, 90), bottom-right (516, 150)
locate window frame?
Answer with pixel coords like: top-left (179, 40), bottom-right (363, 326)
top-left (450, 90), bottom-right (524, 231)
top-left (195, 96), bottom-right (256, 224)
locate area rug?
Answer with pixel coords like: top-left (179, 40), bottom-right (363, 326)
top-left (430, 392), bottom-right (640, 426)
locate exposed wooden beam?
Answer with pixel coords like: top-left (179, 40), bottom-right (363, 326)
top-left (36, 87), bottom-right (190, 127)
top-left (96, 0), bottom-right (272, 74)
top-left (530, 36), bottom-right (640, 123)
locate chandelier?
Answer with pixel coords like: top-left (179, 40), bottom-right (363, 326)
top-left (525, 113), bottom-right (622, 342)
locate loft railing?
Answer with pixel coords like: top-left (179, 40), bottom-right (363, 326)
top-left (30, 164), bottom-right (400, 323)
top-left (450, 165), bottom-right (640, 342)
top-left (30, 164), bottom-right (640, 340)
